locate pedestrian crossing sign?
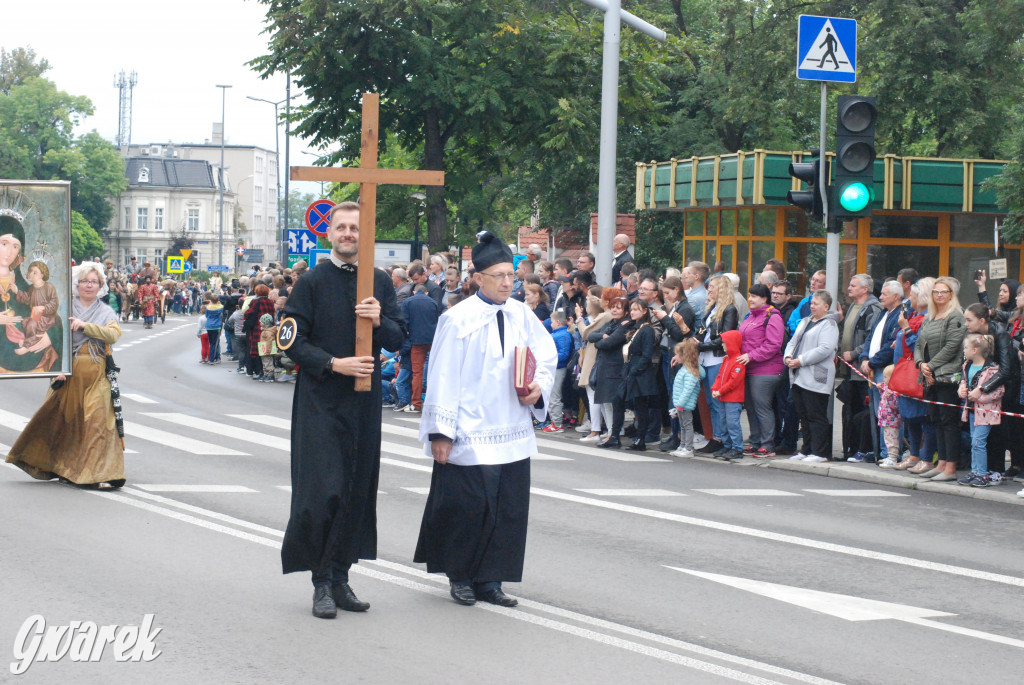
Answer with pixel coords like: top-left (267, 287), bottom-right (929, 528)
top-left (797, 15), bottom-right (857, 83)
top-left (166, 256), bottom-right (184, 274)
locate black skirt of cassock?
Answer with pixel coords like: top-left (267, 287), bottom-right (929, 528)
top-left (413, 458), bottom-right (530, 583)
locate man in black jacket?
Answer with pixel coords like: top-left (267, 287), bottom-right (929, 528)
top-left (401, 284), bottom-right (442, 413)
top-left (409, 263), bottom-right (443, 306)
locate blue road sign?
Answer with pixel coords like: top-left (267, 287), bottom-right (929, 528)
top-left (305, 199), bottom-right (335, 237)
top-left (206, 265), bottom-right (230, 272)
top-left (287, 228), bottom-right (319, 255)
top-left (183, 261), bottom-right (193, 273)
top-left (309, 248), bottom-right (331, 266)
top-left (797, 15), bottom-right (857, 83)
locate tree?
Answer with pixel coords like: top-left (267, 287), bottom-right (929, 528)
top-left (0, 47), bottom-right (50, 95)
top-left (986, 107), bottom-right (1024, 243)
top-left (70, 210), bottom-right (104, 263)
top-left (45, 131), bottom-right (127, 232)
top-left (166, 228), bottom-right (196, 258)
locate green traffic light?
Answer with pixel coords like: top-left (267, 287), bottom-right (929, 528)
top-left (839, 183), bottom-right (872, 212)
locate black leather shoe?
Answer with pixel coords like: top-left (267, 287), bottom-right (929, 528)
top-left (698, 439), bottom-right (723, 454)
top-left (312, 583), bottom-right (337, 619)
top-left (659, 436), bottom-right (680, 452)
top-left (595, 437), bottom-right (621, 449)
top-left (450, 582), bottom-right (476, 606)
top-left (626, 440), bottom-right (647, 451)
top-left (476, 587), bottom-right (518, 607)
top-left (333, 583), bottom-right (370, 612)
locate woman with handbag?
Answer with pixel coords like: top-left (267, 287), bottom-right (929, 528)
top-left (913, 276), bottom-right (967, 481)
top-left (590, 295), bottom-right (630, 449)
top-left (652, 276), bottom-right (696, 451)
top-left (576, 291), bottom-right (614, 442)
top-left (893, 278), bottom-right (933, 471)
top-left (783, 290), bottom-right (840, 462)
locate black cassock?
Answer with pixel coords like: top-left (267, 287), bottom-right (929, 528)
top-left (280, 261), bottom-right (405, 576)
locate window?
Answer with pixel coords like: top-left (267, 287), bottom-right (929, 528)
top-left (154, 207), bottom-right (164, 230)
top-left (154, 249), bottom-right (163, 260)
top-left (255, 156), bottom-right (263, 173)
top-left (255, 215), bottom-right (263, 232)
top-left (137, 207), bottom-right (148, 230)
top-left (124, 206), bottom-right (130, 230)
top-left (187, 208), bottom-right (200, 231)
top-left (255, 185), bottom-right (263, 203)
top-left (136, 249), bottom-right (147, 262)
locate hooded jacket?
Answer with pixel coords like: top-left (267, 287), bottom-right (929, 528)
top-left (738, 304), bottom-right (785, 375)
top-left (711, 330), bottom-right (746, 403)
top-left (785, 312), bottom-right (841, 394)
top-left (960, 363), bottom-right (1004, 426)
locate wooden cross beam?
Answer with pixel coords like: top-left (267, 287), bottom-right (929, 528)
top-left (290, 93), bottom-right (444, 391)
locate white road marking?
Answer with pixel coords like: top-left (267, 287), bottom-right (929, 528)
top-left (0, 408), bottom-right (28, 431)
top-left (669, 567), bottom-right (1024, 650)
top-left (231, 414), bottom-right (290, 430)
top-left (402, 487), bottom-right (431, 495)
top-left (380, 441), bottom-right (431, 460)
top-left (91, 488), bottom-right (838, 685)
top-left (134, 484), bottom-right (258, 493)
top-left (143, 412), bottom-right (289, 451)
top-left (121, 393), bottom-right (157, 404)
top-left (576, 488), bottom-right (686, 497)
top-left (381, 457), bottom-right (432, 473)
top-left (123, 423), bottom-right (248, 456)
top-left (382, 420), bottom-right (594, 462)
top-left (693, 489), bottom-right (802, 497)
top-left (275, 485), bottom-right (291, 493)
top-left (803, 489), bottom-right (910, 497)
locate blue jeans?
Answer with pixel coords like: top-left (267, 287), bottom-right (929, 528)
top-left (396, 367), bottom-right (412, 405)
top-left (722, 401), bottom-right (744, 450)
top-left (663, 355), bottom-right (680, 438)
top-left (703, 363), bottom-right (724, 440)
top-left (207, 328), bottom-right (221, 363)
top-left (968, 414), bottom-right (991, 474)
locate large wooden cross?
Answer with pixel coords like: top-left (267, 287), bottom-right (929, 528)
top-left (291, 93), bottom-right (444, 391)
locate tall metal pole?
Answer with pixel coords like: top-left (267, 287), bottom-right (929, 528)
top-left (283, 74), bottom-right (291, 266)
top-left (821, 82), bottom-right (839, 305)
top-left (217, 84), bottom-right (232, 270)
top-left (594, 0), bottom-right (621, 287)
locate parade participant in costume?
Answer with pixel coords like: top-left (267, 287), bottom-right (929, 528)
top-left (279, 201), bottom-right (405, 619)
top-left (138, 275), bottom-right (159, 329)
top-left (414, 231), bottom-right (557, 608)
top-left (7, 263), bottom-right (124, 487)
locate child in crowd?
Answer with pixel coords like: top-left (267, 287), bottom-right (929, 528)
top-left (670, 338), bottom-right (704, 458)
top-left (258, 313), bottom-right (279, 383)
top-left (196, 305), bottom-right (208, 363)
top-left (710, 329), bottom-right (746, 460)
top-left (542, 309), bottom-right (573, 434)
top-left (876, 365), bottom-right (902, 469)
top-left (957, 334), bottom-right (1004, 487)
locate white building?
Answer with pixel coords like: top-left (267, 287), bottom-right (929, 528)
top-left (107, 156), bottom-right (237, 271)
top-left (124, 137), bottom-right (280, 264)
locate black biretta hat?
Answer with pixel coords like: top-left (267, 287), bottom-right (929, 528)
top-left (472, 231), bottom-right (513, 272)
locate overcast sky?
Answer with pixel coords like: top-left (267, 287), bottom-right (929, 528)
top-left (3, 0), bottom-right (321, 193)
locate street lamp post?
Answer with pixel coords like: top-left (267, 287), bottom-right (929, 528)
top-left (247, 91), bottom-right (298, 264)
top-left (216, 84), bottom-right (232, 270)
top-left (300, 151), bottom-right (328, 197)
top-left (410, 192), bottom-right (426, 262)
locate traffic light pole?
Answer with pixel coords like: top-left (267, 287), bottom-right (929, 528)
top-left (821, 82), bottom-right (839, 307)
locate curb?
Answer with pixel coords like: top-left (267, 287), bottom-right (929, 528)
top-left (766, 459), bottom-right (1024, 505)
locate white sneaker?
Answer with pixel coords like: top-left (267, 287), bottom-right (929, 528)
top-left (671, 448), bottom-right (694, 458)
top-left (692, 436), bottom-right (709, 450)
top-left (575, 421), bottom-right (591, 433)
top-left (802, 455), bottom-right (827, 463)
top-left (878, 457), bottom-right (899, 469)
top-left (1017, 488), bottom-right (1024, 498)
top-left (579, 434), bottom-right (600, 443)
top-left (790, 452), bottom-right (807, 460)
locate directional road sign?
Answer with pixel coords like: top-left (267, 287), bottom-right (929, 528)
top-left (206, 265), bottom-right (230, 272)
top-left (287, 229), bottom-right (319, 255)
top-left (183, 261), bottom-right (193, 274)
top-left (236, 246), bottom-right (245, 256)
top-left (797, 15), bottom-right (857, 83)
top-left (305, 199), bottom-right (335, 237)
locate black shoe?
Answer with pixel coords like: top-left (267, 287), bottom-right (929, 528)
top-left (713, 445), bottom-right (730, 458)
top-left (312, 583), bottom-right (337, 619)
top-left (450, 582), bottom-right (476, 606)
top-left (332, 583), bottom-right (370, 612)
top-left (698, 439), bottom-right (723, 454)
top-left (774, 445), bottom-right (796, 457)
top-left (723, 449), bottom-right (743, 461)
top-left (659, 436), bottom-right (680, 453)
top-left (393, 402), bottom-right (409, 412)
top-left (623, 425), bottom-right (637, 438)
top-left (1004, 466), bottom-right (1020, 479)
top-left (595, 437), bottom-right (621, 449)
top-left (625, 440), bottom-right (647, 451)
top-left (476, 587), bottom-right (518, 607)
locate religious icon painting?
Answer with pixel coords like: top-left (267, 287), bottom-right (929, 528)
top-left (0, 180), bottom-right (72, 378)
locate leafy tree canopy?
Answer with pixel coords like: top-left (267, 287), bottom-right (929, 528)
top-left (70, 210), bottom-right (105, 263)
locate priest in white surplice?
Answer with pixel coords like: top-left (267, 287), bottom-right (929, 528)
top-left (414, 232), bottom-right (557, 607)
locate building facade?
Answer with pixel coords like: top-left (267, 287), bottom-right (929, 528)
top-left (634, 151), bottom-right (1011, 303)
top-left (107, 157), bottom-right (237, 271)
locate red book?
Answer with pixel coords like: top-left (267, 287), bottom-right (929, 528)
top-left (514, 346), bottom-right (536, 396)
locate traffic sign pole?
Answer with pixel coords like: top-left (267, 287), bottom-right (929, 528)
top-left (822, 81), bottom-right (839, 306)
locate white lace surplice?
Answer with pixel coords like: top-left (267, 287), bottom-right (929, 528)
top-left (420, 295), bottom-right (557, 466)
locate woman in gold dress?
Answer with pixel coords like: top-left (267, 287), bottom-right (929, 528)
top-left (6, 262), bottom-right (124, 487)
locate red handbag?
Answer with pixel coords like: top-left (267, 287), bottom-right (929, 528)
top-left (889, 357), bottom-right (923, 398)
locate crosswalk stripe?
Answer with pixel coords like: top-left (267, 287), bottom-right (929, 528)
top-left (390, 416), bottom-right (663, 463)
top-left (275, 485), bottom-right (291, 492)
top-left (123, 423), bottom-right (248, 456)
top-left (692, 489), bottom-right (802, 497)
top-left (134, 484), bottom-right (258, 493)
top-left (576, 488), bottom-right (686, 497)
top-left (0, 408), bottom-right (28, 431)
top-left (381, 440), bottom-right (431, 460)
top-left (121, 393), bottom-right (157, 404)
top-left (231, 414), bottom-right (290, 430)
top-left (802, 489), bottom-right (910, 497)
top-left (142, 412), bottom-right (289, 451)
top-left (402, 487), bottom-right (430, 495)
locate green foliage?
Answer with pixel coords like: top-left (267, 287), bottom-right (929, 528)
top-left (165, 228), bottom-right (196, 258)
top-left (0, 47), bottom-right (50, 95)
top-left (70, 210), bottom-right (104, 263)
top-left (44, 131), bottom-right (126, 231)
top-left (985, 108), bottom-right (1024, 242)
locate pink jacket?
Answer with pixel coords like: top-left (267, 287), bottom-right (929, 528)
top-left (960, 364), bottom-right (1004, 426)
top-left (738, 305), bottom-right (785, 375)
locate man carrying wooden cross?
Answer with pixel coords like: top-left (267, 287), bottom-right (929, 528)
top-left (279, 201), bottom-right (406, 619)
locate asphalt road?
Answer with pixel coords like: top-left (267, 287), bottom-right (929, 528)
top-left (2, 316), bottom-right (1022, 684)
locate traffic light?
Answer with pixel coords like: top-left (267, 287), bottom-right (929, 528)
top-left (787, 155), bottom-right (825, 222)
top-left (833, 95), bottom-right (877, 220)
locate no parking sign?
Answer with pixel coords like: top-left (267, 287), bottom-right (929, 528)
top-left (305, 199), bottom-right (335, 237)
